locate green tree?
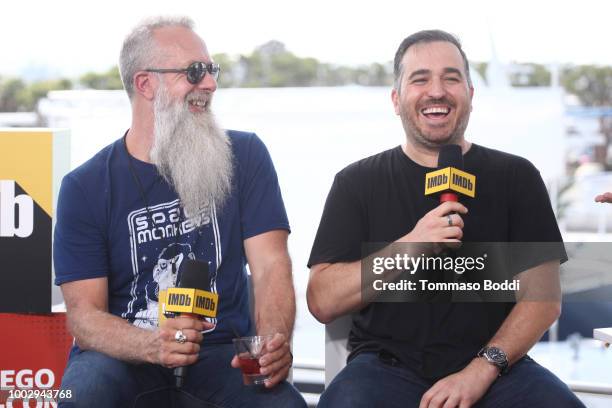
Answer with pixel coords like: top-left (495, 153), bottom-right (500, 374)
top-left (562, 65), bottom-right (612, 106)
top-left (472, 62), bottom-right (488, 85)
top-left (21, 78), bottom-right (72, 110)
top-left (209, 40), bottom-right (394, 87)
top-left (368, 63), bottom-right (393, 86)
top-left (318, 65), bottom-right (353, 86)
top-left (80, 66), bottom-right (123, 90)
top-left (269, 54), bottom-right (318, 86)
top-left (211, 53), bottom-right (235, 88)
top-left (241, 52), bottom-right (265, 87)
top-left (0, 78), bottom-right (27, 111)
top-left (0, 77), bottom-right (74, 112)
top-left (509, 63), bottom-right (551, 87)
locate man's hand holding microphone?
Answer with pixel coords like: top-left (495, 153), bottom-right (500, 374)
top-left (153, 315), bottom-right (213, 369)
top-left (157, 259), bottom-right (218, 387)
top-left (400, 201), bottom-right (467, 245)
top-left (400, 144), bottom-right (473, 252)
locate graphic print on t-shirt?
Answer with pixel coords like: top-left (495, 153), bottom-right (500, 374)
top-left (123, 198), bottom-right (222, 331)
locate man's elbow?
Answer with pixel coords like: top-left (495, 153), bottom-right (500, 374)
top-left (306, 284), bottom-right (335, 324)
top-left (308, 302), bottom-right (334, 325)
top-left (540, 301), bottom-right (562, 328)
top-left (65, 303), bottom-right (101, 351)
top-left (66, 313), bottom-right (89, 349)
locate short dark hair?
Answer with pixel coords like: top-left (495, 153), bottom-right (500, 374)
top-left (393, 29), bottom-right (472, 91)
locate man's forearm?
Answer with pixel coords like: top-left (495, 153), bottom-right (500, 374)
top-left (253, 257), bottom-right (296, 338)
top-left (307, 241), bottom-right (433, 323)
top-left (67, 307), bottom-right (158, 364)
top-left (487, 300), bottom-right (561, 365)
top-left (307, 260), bottom-right (362, 324)
top-left (486, 260), bottom-right (562, 365)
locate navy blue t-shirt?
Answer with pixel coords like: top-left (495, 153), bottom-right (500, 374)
top-left (54, 130), bottom-right (289, 344)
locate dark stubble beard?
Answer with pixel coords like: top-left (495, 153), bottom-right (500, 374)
top-left (399, 97), bottom-right (471, 150)
top-left (150, 84), bottom-right (233, 222)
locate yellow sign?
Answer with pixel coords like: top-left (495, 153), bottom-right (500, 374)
top-left (164, 287), bottom-right (218, 318)
top-left (0, 129), bottom-right (69, 313)
top-left (425, 167), bottom-right (476, 198)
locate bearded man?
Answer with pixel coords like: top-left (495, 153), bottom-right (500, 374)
top-left (53, 16), bottom-right (305, 408)
top-left (307, 30), bottom-right (584, 407)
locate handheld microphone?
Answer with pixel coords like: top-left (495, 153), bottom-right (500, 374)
top-left (165, 259), bottom-right (218, 388)
top-left (425, 144), bottom-right (476, 202)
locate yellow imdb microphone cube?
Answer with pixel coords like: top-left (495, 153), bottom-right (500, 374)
top-left (425, 167), bottom-right (476, 198)
top-left (163, 287), bottom-right (218, 318)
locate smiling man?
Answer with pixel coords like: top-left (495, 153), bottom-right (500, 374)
top-left (307, 30), bottom-right (584, 407)
top-left (53, 16), bottom-right (305, 408)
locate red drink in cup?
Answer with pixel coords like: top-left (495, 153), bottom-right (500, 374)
top-left (232, 335), bottom-right (274, 385)
top-left (238, 356), bottom-right (261, 375)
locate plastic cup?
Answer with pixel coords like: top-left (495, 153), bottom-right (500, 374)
top-left (232, 335), bottom-right (274, 385)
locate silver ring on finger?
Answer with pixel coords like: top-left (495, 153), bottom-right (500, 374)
top-left (447, 214), bottom-right (453, 227)
top-left (175, 329), bottom-right (187, 344)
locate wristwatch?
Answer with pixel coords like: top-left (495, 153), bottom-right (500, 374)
top-left (477, 346), bottom-right (508, 375)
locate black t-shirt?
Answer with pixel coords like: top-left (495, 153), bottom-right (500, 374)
top-left (308, 144), bottom-right (566, 381)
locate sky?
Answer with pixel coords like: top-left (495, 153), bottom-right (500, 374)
top-left (2, 0), bottom-right (612, 80)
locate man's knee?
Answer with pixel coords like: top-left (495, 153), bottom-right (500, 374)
top-left (318, 377), bottom-right (369, 408)
top-left (243, 381), bottom-right (307, 408)
top-left (318, 354), bottom-right (423, 408)
top-left (521, 359), bottom-right (585, 407)
top-left (59, 350), bottom-right (139, 407)
top-left (484, 358), bottom-right (585, 408)
top-left (527, 378), bottom-right (585, 408)
top-left (552, 391), bottom-right (586, 408)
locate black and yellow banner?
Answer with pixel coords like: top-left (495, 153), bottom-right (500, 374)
top-left (0, 129), bottom-right (69, 312)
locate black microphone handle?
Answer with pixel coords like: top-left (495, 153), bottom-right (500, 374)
top-left (172, 259), bottom-right (210, 388)
top-left (174, 366), bottom-right (187, 388)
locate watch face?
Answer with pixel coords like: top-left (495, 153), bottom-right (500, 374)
top-left (486, 347), bottom-right (507, 364)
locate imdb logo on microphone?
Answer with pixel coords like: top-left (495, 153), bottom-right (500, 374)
top-left (425, 167), bottom-right (476, 198)
top-left (0, 129), bottom-right (70, 313)
top-left (163, 287), bottom-right (219, 317)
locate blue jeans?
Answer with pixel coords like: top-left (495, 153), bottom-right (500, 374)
top-left (58, 344), bottom-right (306, 408)
top-left (318, 352), bottom-right (585, 408)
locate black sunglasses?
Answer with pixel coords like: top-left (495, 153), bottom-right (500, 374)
top-left (145, 62), bottom-right (220, 84)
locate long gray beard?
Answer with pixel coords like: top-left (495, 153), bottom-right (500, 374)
top-left (150, 87), bottom-right (233, 222)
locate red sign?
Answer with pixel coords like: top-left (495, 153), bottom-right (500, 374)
top-left (0, 313), bottom-right (72, 407)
